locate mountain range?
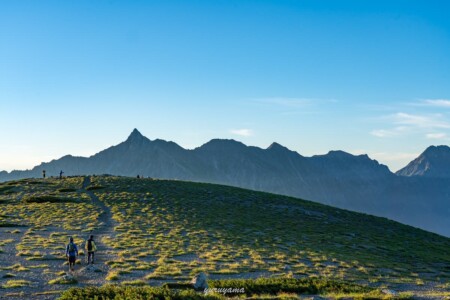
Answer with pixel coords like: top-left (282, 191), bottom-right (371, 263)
top-left (1, 129), bottom-right (449, 236)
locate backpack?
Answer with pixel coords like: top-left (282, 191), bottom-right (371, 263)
top-left (87, 240), bottom-right (93, 251)
top-left (68, 242), bottom-right (75, 253)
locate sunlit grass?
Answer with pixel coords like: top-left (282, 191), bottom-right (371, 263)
top-left (2, 279), bottom-right (32, 288)
top-left (0, 175), bottom-right (449, 298)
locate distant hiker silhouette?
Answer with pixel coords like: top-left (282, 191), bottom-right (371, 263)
top-left (137, 175), bottom-right (140, 179)
top-left (59, 170), bottom-right (64, 179)
top-left (42, 170), bottom-right (46, 179)
top-left (65, 237), bottom-right (79, 272)
top-left (85, 235), bottom-right (97, 265)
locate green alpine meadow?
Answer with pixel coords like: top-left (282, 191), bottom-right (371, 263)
top-left (0, 176), bottom-right (448, 299)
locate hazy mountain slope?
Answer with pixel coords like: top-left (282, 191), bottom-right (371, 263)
top-left (0, 129), bottom-right (449, 236)
top-left (306, 151), bottom-right (394, 209)
top-left (379, 176), bottom-right (450, 235)
top-left (87, 129), bottom-right (200, 178)
top-left (192, 139), bottom-right (315, 196)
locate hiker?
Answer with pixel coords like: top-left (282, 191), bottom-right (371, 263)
top-left (65, 237), bottom-right (79, 272)
top-left (137, 174), bottom-right (140, 179)
top-left (42, 170), bottom-right (46, 179)
top-left (85, 235), bottom-right (97, 264)
top-left (59, 170), bottom-right (64, 179)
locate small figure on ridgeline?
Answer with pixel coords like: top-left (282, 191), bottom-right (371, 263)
top-left (42, 170), bottom-right (46, 179)
top-left (137, 175), bottom-right (140, 179)
top-left (65, 237), bottom-right (79, 272)
top-left (85, 235), bottom-right (97, 265)
top-left (59, 170), bottom-right (64, 179)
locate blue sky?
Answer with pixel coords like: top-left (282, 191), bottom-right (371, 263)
top-left (1, 0), bottom-right (449, 172)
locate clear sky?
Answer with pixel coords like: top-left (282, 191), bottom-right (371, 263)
top-left (1, 0), bottom-right (449, 172)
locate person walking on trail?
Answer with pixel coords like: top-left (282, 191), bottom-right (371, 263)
top-left (42, 170), bottom-right (46, 179)
top-left (59, 170), bottom-right (64, 179)
top-left (66, 237), bottom-right (78, 272)
top-left (85, 235), bottom-right (97, 265)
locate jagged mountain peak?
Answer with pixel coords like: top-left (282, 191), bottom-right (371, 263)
top-left (128, 128), bottom-right (143, 137)
top-left (198, 139), bottom-right (247, 150)
top-left (265, 142), bottom-right (303, 158)
top-left (315, 151), bottom-right (375, 163)
top-left (125, 128), bottom-right (148, 143)
top-left (313, 150), bottom-right (361, 160)
top-left (422, 145), bottom-right (450, 157)
top-left (326, 150), bottom-right (353, 157)
top-left (396, 145), bottom-right (450, 178)
top-left (310, 150), bottom-right (392, 178)
top-left (267, 142), bottom-right (288, 151)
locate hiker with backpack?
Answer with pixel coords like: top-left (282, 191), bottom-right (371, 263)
top-left (65, 237), bottom-right (79, 272)
top-left (85, 235), bottom-right (97, 264)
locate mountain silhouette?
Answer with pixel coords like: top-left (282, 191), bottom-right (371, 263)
top-left (1, 129), bottom-right (449, 236)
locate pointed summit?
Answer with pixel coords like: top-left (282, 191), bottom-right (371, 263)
top-left (126, 128), bottom-right (147, 143)
top-left (267, 142), bottom-right (281, 149)
top-left (130, 128), bottom-right (143, 137)
top-left (267, 142), bottom-right (289, 152)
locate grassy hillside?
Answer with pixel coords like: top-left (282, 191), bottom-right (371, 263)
top-left (0, 176), bottom-right (449, 299)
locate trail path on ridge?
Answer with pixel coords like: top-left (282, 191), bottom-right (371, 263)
top-left (77, 176), bottom-right (118, 285)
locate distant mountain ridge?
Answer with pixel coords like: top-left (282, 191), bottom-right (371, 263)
top-left (1, 129), bottom-right (449, 236)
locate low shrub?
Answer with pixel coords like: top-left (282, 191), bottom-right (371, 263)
top-left (0, 185), bottom-right (14, 194)
top-left (86, 186), bottom-right (105, 191)
top-left (49, 276), bottom-right (78, 285)
top-left (22, 195), bottom-right (78, 203)
top-left (121, 280), bottom-right (147, 286)
top-left (59, 285), bottom-right (222, 300)
top-left (0, 223), bottom-right (24, 227)
top-left (58, 277), bottom-right (374, 299)
top-left (58, 188), bottom-right (77, 193)
top-left (208, 277), bottom-right (372, 296)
